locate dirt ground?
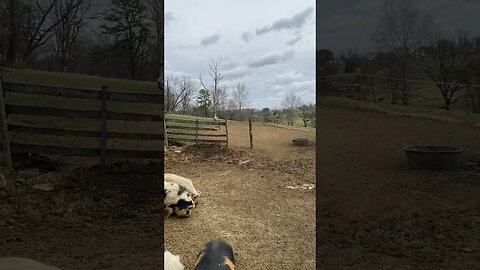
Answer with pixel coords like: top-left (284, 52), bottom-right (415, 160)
top-left (0, 122), bottom-right (315, 270)
top-left (317, 106), bottom-right (480, 269)
top-left (0, 162), bottom-right (164, 270)
top-left (164, 124), bottom-right (316, 270)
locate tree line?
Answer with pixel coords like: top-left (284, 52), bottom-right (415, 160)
top-left (317, 0), bottom-right (480, 113)
top-left (165, 58), bottom-right (315, 128)
top-left (0, 0), bottom-right (162, 81)
top-left (164, 58), bottom-right (251, 121)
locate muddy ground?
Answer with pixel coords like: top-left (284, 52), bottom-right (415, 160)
top-left (0, 162), bottom-right (164, 270)
top-left (318, 106), bottom-right (480, 270)
top-left (164, 124), bottom-right (316, 270)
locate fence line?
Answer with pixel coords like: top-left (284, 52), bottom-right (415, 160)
top-left (322, 77), bottom-right (480, 102)
top-left (319, 73), bottom-right (480, 88)
top-left (165, 115), bottom-right (228, 146)
top-left (0, 77), bottom-right (164, 170)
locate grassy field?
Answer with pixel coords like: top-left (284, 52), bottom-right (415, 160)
top-left (320, 96), bottom-right (480, 125)
top-left (1, 68), bottom-right (159, 93)
top-left (349, 81), bottom-right (480, 124)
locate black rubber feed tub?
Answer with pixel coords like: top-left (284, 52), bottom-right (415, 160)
top-left (292, 137), bottom-right (310, 146)
top-left (403, 145), bottom-right (463, 170)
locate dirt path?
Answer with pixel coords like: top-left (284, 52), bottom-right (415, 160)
top-left (164, 123), bottom-right (316, 270)
top-left (317, 106), bottom-right (480, 269)
top-left (228, 122), bottom-right (316, 160)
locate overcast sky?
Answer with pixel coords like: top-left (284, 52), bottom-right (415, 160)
top-left (165, 0), bottom-right (315, 110)
top-left (317, 0), bottom-right (480, 55)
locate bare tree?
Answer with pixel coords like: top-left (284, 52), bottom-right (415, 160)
top-left (464, 55), bottom-right (480, 113)
top-left (20, 0), bottom-right (71, 64)
top-left (164, 74), bottom-right (196, 113)
top-left (372, 0), bottom-right (434, 105)
top-left (282, 90), bottom-right (301, 126)
top-left (2, 0), bottom-right (17, 64)
top-left (417, 32), bottom-right (475, 110)
top-left (164, 74), bottom-right (177, 112)
top-left (175, 75), bottom-right (195, 113)
top-left (50, 0), bottom-right (93, 72)
top-left (0, 1), bottom-right (8, 63)
top-left (101, 0), bottom-right (152, 80)
top-left (2, 0), bottom-right (71, 65)
top-left (145, 0), bottom-right (162, 80)
top-left (225, 98), bottom-right (237, 120)
top-left (299, 104), bottom-right (315, 127)
top-left (232, 82), bottom-right (249, 112)
top-left (217, 86), bottom-right (228, 113)
top-left (199, 58), bottom-right (224, 118)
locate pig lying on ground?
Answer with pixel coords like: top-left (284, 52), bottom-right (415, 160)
top-left (164, 180), bottom-right (195, 218)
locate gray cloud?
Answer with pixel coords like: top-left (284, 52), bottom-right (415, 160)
top-left (286, 36), bottom-right (302, 46)
top-left (248, 50), bottom-right (295, 68)
top-left (256, 7), bottom-right (313, 35)
top-left (223, 66), bottom-right (250, 80)
top-left (201, 33), bottom-right (221, 46)
top-left (165, 12), bottom-right (176, 26)
top-left (317, 0), bottom-right (480, 54)
top-left (241, 32), bottom-right (253, 43)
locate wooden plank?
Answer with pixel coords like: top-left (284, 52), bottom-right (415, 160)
top-left (165, 117), bottom-right (225, 126)
top-left (6, 105), bottom-right (163, 122)
top-left (108, 92), bottom-right (162, 103)
top-left (168, 137), bottom-right (227, 144)
top-left (166, 125), bottom-right (217, 131)
top-left (8, 124), bottom-right (98, 137)
top-left (3, 82), bottom-right (163, 104)
top-left (163, 118), bottom-right (168, 147)
top-left (10, 143), bottom-right (98, 157)
top-left (0, 77), bottom-right (12, 169)
top-left (2, 82), bottom-right (101, 99)
top-left (100, 85), bottom-right (108, 169)
top-left (6, 105), bottom-right (100, 119)
top-left (108, 111), bottom-right (163, 122)
top-left (106, 149), bottom-right (163, 159)
top-left (108, 131), bottom-right (164, 141)
top-left (8, 124), bottom-right (164, 140)
top-left (166, 131), bottom-right (226, 137)
top-left (9, 143), bottom-right (163, 159)
top-left (195, 119), bottom-right (199, 145)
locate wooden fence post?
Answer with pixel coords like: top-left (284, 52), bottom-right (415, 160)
top-left (195, 119), bottom-right (199, 145)
top-left (225, 118), bottom-right (229, 148)
top-left (355, 68), bottom-right (360, 101)
top-left (100, 85), bottom-right (108, 170)
top-left (0, 77), bottom-right (12, 170)
top-left (164, 117), bottom-right (168, 147)
top-left (248, 117), bottom-right (253, 149)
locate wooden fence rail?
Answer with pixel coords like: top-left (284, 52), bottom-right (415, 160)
top-left (165, 115), bottom-right (228, 147)
top-left (0, 77), bottom-right (164, 170)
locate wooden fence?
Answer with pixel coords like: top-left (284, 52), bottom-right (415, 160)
top-left (165, 116), bottom-right (228, 147)
top-left (0, 77), bottom-right (163, 170)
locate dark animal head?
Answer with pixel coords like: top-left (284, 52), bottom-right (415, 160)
top-left (195, 240), bottom-right (235, 270)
